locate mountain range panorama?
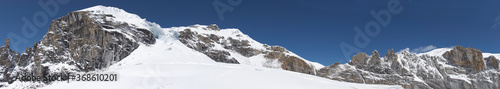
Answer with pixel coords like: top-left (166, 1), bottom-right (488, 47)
top-left (0, 5), bottom-right (499, 89)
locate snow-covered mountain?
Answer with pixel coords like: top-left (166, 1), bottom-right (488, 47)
top-left (37, 27), bottom-right (400, 89)
top-left (1, 5), bottom-right (499, 89)
top-left (0, 5), bottom-right (403, 89)
top-left (317, 46), bottom-right (500, 89)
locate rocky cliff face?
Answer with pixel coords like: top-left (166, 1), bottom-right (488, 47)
top-left (0, 39), bottom-right (20, 82)
top-left (0, 7), bottom-right (156, 84)
top-left (318, 46), bottom-right (500, 89)
top-left (178, 28), bottom-right (239, 64)
top-left (443, 46), bottom-right (486, 73)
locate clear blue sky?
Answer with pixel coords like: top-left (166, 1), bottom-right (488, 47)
top-left (1, 0), bottom-right (499, 65)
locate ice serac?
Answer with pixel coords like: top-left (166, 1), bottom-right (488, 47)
top-left (317, 46), bottom-right (500, 89)
top-left (0, 5), bottom-right (156, 84)
top-left (175, 24), bottom-right (323, 75)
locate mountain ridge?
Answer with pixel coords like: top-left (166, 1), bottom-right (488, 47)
top-left (0, 5), bottom-right (498, 89)
top-left (318, 46), bottom-right (500, 89)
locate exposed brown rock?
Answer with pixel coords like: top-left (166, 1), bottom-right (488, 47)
top-left (235, 47), bottom-right (260, 57)
top-left (4, 39), bottom-right (9, 48)
top-left (197, 35), bottom-right (211, 43)
top-left (263, 51), bottom-right (315, 74)
top-left (264, 52), bottom-right (284, 59)
top-left (368, 50), bottom-right (381, 68)
top-left (224, 38), bottom-right (259, 57)
top-left (485, 56), bottom-right (499, 69)
top-left (317, 62), bottom-right (341, 76)
top-left (443, 46), bottom-right (486, 73)
top-left (269, 46), bottom-right (287, 53)
top-left (228, 37), bottom-right (250, 47)
top-left (205, 50), bottom-right (239, 63)
top-left (317, 63), bottom-right (366, 83)
top-left (178, 28), bottom-right (239, 64)
top-left (208, 34), bottom-right (221, 43)
top-left (385, 49), bottom-right (398, 63)
top-left (333, 62), bottom-right (341, 67)
top-left (278, 55), bottom-right (314, 74)
top-left (348, 52), bottom-right (369, 68)
top-left (179, 29), bottom-right (195, 41)
top-left (207, 24), bottom-right (220, 31)
top-left (386, 49), bottom-right (409, 76)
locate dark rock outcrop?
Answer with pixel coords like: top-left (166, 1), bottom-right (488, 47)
top-left (264, 51), bottom-right (314, 74)
top-left (485, 56), bottom-right (499, 69)
top-left (205, 50), bottom-right (239, 63)
top-left (178, 29), bottom-right (239, 64)
top-left (206, 24), bottom-right (220, 31)
top-left (385, 49), bottom-right (398, 63)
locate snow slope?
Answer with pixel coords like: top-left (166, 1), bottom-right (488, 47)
top-left (34, 28), bottom-right (403, 89)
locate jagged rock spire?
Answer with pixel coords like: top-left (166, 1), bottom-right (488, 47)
top-left (4, 38), bottom-right (10, 48)
top-left (368, 50), bottom-right (381, 67)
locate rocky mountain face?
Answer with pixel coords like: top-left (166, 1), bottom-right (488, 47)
top-left (0, 9), bottom-right (155, 84)
top-left (178, 28), bottom-right (240, 64)
top-left (317, 46), bottom-right (500, 89)
top-left (176, 24), bottom-right (319, 74)
top-left (0, 6), bottom-right (324, 88)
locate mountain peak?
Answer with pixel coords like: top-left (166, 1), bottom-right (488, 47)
top-left (79, 5), bottom-right (126, 13)
top-left (78, 5), bottom-right (150, 29)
